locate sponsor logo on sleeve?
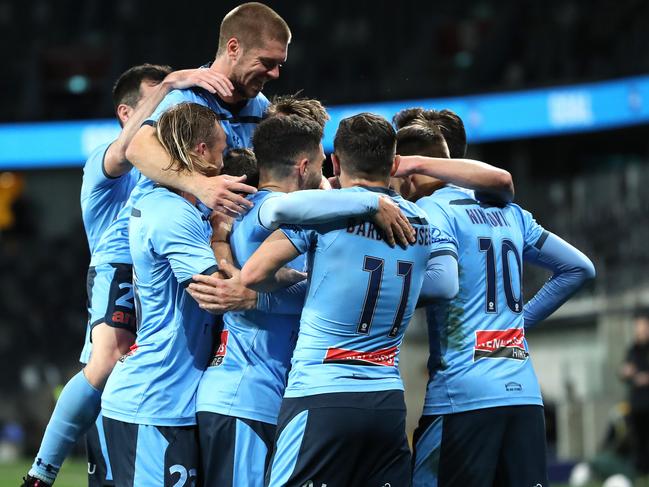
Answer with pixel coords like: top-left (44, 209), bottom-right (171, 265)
top-left (473, 328), bottom-right (529, 361)
top-left (323, 346), bottom-right (398, 367)
top-left (209, 330), bottom-right (228, 367)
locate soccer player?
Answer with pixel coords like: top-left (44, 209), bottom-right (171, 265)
top-left (100, 103), bottom-right (226, 487)
top-left (126, 2), bottom-right (291, 213)
top-left (240, 113), bottom-right (444, 486)
top-left (190, 114), bottom-right (419, 487)
top-left (397, 113), bottom-right (597, 487)
top-left (23, 63), bottom-right (228, 487)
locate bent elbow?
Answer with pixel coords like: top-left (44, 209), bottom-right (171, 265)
top-left (443, 280), bottom-right (460, 300)
top-left (497, 171), bottom-right (515, 202)
top-left (581, 259), bottom-right (597, 281)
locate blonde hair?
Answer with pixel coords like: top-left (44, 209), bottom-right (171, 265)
top-left (156, 103), bottom-right (222, 176)
top-left (265, 94), bottom-right (329, 130)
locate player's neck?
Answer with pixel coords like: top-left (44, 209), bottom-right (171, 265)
top-left (339, 173), bottom-right (390, 190)
top-left (409, 178), bottom-right (446, 201)
top-left (257, 176), bottom-right (298, 194)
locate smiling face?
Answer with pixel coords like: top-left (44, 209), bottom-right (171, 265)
top-left (229, 38), bottom-right (288, 99)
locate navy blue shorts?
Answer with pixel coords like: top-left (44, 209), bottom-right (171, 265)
top-left (411, 405), bottom-right (548, 487)
top-left (197, 412), bottom-right (275, 487)
top-left (103, 417), bottom-right (199, 487)
top-left (79, 263), bottom-right (135, 363)
top-left (266, 390), bottom-right (411, 487)
top-left (86, 411), bottom-right (114, 487)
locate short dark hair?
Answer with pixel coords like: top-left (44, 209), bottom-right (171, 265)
top-left (252, 115), bottom-right (322, 179)
top-left (112, 63), bottom-right (171, 111)
top-left (216, 2), bottom-right (291, 56)
top-left (222, 148), bottom-right (259, 187)
top-left (333, 113), bottom-right (396, 179)
top-left (396, 118), bottom-right (449, 159)
top-left (393, 107), bottom-right (467, 158)
top-left (265, 94), bottom-right (329, 130)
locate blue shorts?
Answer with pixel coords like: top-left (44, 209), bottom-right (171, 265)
top-left (79, 263), bottom-right (135, 363)
top-left (412, 405), bottom-right (548, 487)
top-left (86, 411), bottom-right (114, 487)
top-left (103, 417), bottom-right (199, 487)
top-left (266, 390), bottom-right (411, 487)
top-left (197, 412), bottom-right (274, 487)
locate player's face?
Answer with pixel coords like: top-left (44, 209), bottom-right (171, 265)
top-left (135, 79), bottom-right (163, 109)
top-left (231, 39), bottom-right (287, 98)
top-left (118, 79), bottom-right (162, 126)
top-left (204, 122), bottom-right (227, 176)
top-left (303, 144), bottom-right (325, 190)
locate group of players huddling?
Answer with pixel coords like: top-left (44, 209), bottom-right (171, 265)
top-left (22, 3), bottom-right (596, 487)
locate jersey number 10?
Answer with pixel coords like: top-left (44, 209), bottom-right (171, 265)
top-left (478, 237), bottom-right (523, 314)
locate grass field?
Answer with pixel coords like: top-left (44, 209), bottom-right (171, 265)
top-left (0, 458), bottom-right (606, 487)
top-left (0, 459), bottom-right (87, 487)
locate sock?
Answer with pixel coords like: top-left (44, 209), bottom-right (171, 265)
top-left (29, 371), bottom-right (101, 483)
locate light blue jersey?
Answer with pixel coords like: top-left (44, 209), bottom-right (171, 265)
top-left (196, 188), bottom-right (385, 424)
top-left (281, 186), bottom-right (436, 398)
top-left (418, 186), bottom-right (546, 415)
top-left (196, 191), bottom-right (305, 425)
top-left (90, 85), bottom-right (267, 267)
top-left (80, 142), bottom-right (138, 253)
top-left (146, 85), bottom-right (269, 150)
top-left (101, 187), bottom-right (217, 426)
top-left (89, 172), bottom-right (153, 266)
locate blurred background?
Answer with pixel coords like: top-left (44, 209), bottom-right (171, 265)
top-left (0, 0), bottom-right (648, 485)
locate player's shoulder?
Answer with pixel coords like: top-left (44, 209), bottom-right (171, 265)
top-left (420, 185), bottom-right (475, 206)
top-left (396, 194), bottom-right (430, 222)
top-left (136, 187), bottom-right (195, 220)
top-left (82, 141), bottom-right (112, 172)
top-left (241, 91), bottom-right (270, 117)
top-left (237, 189), bottom-right (280, 229)
top-left (501, 201), bottom-right (534, 228)
top-left (168, 88), bottom-right (207, 104)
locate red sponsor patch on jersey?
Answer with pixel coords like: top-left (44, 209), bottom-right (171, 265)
top-left (118, 343), bottom-right (138, 363)
top-left (323, 346), bottom-right (398, 367)
top-left (209, 330), bottom-right (228, 367)
top-left (473, 328), bottom-right (529, 361)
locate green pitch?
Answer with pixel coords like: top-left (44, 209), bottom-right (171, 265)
top-left (0, 459), bottom-right (606, 487)
top-left (0, 459), bottom-right (86, 487)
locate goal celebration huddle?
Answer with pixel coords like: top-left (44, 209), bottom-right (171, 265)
top-left (23, 3), bottom-right (596, 487)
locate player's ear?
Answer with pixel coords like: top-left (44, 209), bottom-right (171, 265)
top-left (297, 157), bottom-right (309, 177)
top-left (116, 104), bottom-right (131, 126)
top-left (331, 153), bottom-right (341, 177)
top-left (390, 154), bottom-right (401, 177)
top-left (195, 142), bottom-right (208, 156)
top-left (226, 37), bottom-right (241, 61)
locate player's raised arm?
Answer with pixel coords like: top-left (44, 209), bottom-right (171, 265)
top-left (395, 155), bottom-right (514, 202)
top-left (523, 231), bottom-right (596, 327)
top-left (105, 68), bottom-right (233, 178)
top-left (258, 191), bottom-right (415, 247)
top-left (393, 107), bottom-right (514, 202)
top-left (126, 123), bottom-right (255, 215)
top-left (241, 230), bottom-right (302, 292)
